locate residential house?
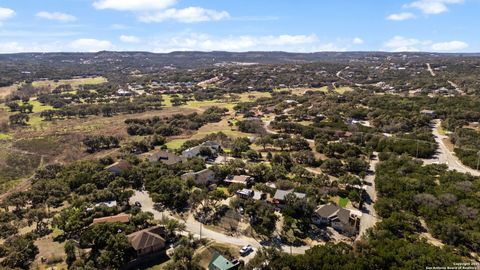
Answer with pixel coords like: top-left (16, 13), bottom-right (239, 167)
top-left (92, 213), bottom-right (130, 225)
top-left (313, 203), bottom-right (362, 236)
top-left (236, 189), bottom-right (267, 200)
top-left (116, 88), bottom-right (133, 96)
top-left (182, 141), bottom-right (221, 159)
top-left (181, 169), bottom-right (216, 185)
top-left (128, 226), bottom-right (167, 256)
top-left (208, 252), bottom-right (240, 270)
top-left (272, 189), bottom-right (306, 205)
top-left (236, 189), bottom-right (254, 199)
top-left (105, 160), bottom-right (132, 176)
top-left (224, 175), bottom-right (254, 186)
top-left (420, 109), bottom-right (436, 117)
top-left (148, 150), bottom-right (183, 165)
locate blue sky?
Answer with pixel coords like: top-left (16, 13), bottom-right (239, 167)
top-left (0, 0), bottom-right (477, 53)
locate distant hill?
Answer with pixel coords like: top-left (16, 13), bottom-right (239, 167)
top-left (0, 51), bottom-right (479, 87)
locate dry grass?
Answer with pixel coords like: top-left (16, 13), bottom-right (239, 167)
top-left (31, 76), bottom-right (107, 89)
top-left (0, 85), bottom-right (18, 100)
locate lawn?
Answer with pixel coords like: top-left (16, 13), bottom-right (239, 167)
top-left (333, 86), bottom-right (353, 94)
top-left (339, 197), bottom-right (349, 208)
top-left (166, 139), bottom-right (189, 150)
top-left (237, 91), bottom-right (271, 102)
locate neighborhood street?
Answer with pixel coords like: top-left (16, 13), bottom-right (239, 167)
top-left (358, 152), bottom-right (380, 238)
top-left (422, 120), bottom-right (480, 176)
top-left (129, 190), bottom-right (311, 260)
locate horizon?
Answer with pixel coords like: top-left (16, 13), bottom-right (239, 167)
top-left (0, 50), bottom-right (479, 55)
top-left (0, 0), bottom-right (478, 53)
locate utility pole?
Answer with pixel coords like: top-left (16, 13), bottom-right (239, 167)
top-left (199, 222), bottom-right (202, 239)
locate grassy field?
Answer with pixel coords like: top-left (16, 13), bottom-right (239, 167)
top-left (166, 118), bottom-right (252, 150)
top-left (0, 85), bottom-right (18, 99)
top-left (333, 86), bottom-right (353, 94)
top-left (166, 138), bottom-right (189, 149)
top-left (31, 76), bottom-right (107, 89)
top-left (0, 133), bottom-right (12, 139)
top-left (274, 86), bottom-right (352, 95)
top-left (162, 94), bottom-right (173, 107)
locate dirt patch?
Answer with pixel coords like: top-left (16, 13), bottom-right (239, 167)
top-left (32, 236), bottom-right (67, 270)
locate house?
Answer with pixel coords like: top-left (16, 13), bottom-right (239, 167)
top-left (420, 109), bottom-right (436, 117)
top-left (182, 146), bottom-right (202, 158)
top-left (92, 213), bottom-right (130, 225)
top-left (182, 141), bottom-right (221, 159)
top-left (148, 151), bottom-right (183, 165)
top-left (272, 189), bottom-right (306, 205)
top-left (128, 226), bottom-right (167, 256)
top-left (236, 189), bottom-right (267, 200)
top-left (313, 203), bottom-right (362, 236)
top-left (224, 175), bottom-right (254, 186)
top-left (208, 252), bottom-right (240, 270)
top-left (236, 188), bottom-right (254, 199)
top-left (285, 99), bottom-right (298, 104)
top-left (181, 169), bottom-right (216, 185)
top-left (105, 160), bottom-right (132, 176)
top-left (117, 88), bottom-right (133, 96)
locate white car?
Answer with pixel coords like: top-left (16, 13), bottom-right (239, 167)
top-left (240, 244), bottom-right (254, 256)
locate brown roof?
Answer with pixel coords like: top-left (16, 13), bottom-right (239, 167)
top-left (128, 226), bottom-right (166, 251)
top-left (92, 213), bottom-right (130, 225)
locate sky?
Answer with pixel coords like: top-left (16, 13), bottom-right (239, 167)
top-left (0, 0), bottom-right (478, 53)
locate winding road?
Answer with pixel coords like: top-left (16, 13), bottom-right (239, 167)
top-left (422, 120), bottom-right (480, 176)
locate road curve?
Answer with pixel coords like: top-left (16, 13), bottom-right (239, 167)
top-left (422, 120), bottom-right (480, 176)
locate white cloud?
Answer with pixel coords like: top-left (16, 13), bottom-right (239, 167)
top-left (404, 0), bottom-right (464, 14)
top-left (0, 41), bottom-right (65, 53)
top-left (384, 36), bottom-right (431, 52)
top-left (149, 33), bottom-right (342, 52)
top-left (120, 35), bottom-right (141, 43)
top-left (93, 0), bottom-right (177, 11)
top-left (353, 37), bottom-right (364, 45)
top-left (0, 7), bottom-right (15, 21)
top-left (0, 42), bottom-right (23, 53)
top-left (69, 38), bottom-right (114, 52)
top-left (431, 41), bottom-right (468, 51)
top-left (384, 36), bottom-right (469, 52)
top-left (139, 7), bottom-right (230, 23)
top-left (387, 12), bottom-right (415, 21)
top-left (36, 11), bottom-right (77, 22)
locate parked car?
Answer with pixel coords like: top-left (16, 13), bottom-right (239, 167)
top-left (240, 244), bottom-right (253, 256)
top-left (134, 201), bottom-right (142, 207)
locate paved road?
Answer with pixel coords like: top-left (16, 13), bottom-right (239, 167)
top-left (129, 190), bottom-right (311, 257)
top-left (422, 120), bottom-right (480, 176)
top-left (358, 152), bottom-right (380, 238)
top-left (426, 63), bottom-right (436, 77)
